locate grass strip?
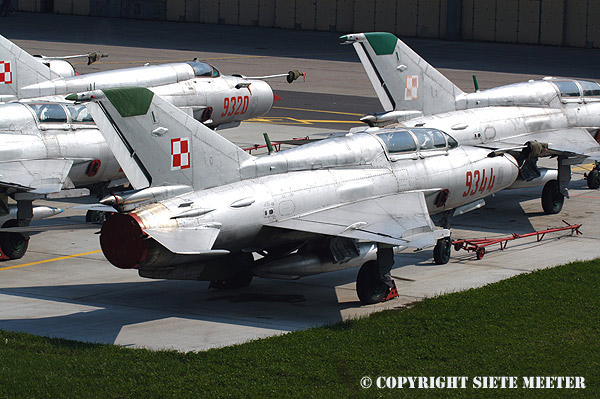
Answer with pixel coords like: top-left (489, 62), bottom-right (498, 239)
top-left (1, 259), bottom-right (598, 398)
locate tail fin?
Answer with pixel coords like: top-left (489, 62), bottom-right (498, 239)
top-left (341, 32), bottom-right (463, 115)
top-left (85, 87), bottom-right (252, 190)
top-left (0, 35), bottom-right (60, 101)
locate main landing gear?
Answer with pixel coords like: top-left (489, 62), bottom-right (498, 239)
top-left (356, 245), bottom-right (399, 305)
top-left (85, 210), bottom-right (107, 224)
top-left (0, 200), bottom-right (32, 260)
top-left (433, 211), bottom-right (452, 265)
top-left (586, 163), bottom-right (600, 189)
top-left (0, 219), bottom-right (29, 260)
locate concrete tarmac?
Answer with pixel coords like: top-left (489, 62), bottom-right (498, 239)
top-left (0, 14), bottom-right (599, 352)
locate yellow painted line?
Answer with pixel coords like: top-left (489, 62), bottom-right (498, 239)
top-left (246, 117), bottom-right (358, 125)
top-left (572, 163), bottom-right (595, 172)
top-left (272, 106), bottom-right (362, 117)
top-left (0, 250), bottom-right (102, 271)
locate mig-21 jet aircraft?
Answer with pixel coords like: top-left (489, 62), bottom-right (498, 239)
top-left (0, 34), bottom-right (302, 128)
top-left (76, 87), bottom-right (536, 304)
top-left (0, 35), bottom-right (302, 259)
top-left (341, 32), bottom-right (600, 214)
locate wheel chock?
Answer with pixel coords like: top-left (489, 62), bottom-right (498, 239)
top-left (382, 281), bottom-right (399, 302)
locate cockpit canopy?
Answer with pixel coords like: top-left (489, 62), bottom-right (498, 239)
top-left (186, 61), bottom-right (220, 78)
top-left (552, 80), bottom-right (600, 99)
top-left (376, 128), bottom-right (458, 154)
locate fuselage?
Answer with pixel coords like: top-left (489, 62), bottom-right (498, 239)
top-left (100, 129), bottom-right (520, 270)
top-left (3, 60), bottom-right (275, 128)
top-left (0, 102), bottom-right (121, 188)
top-left (402, 79), bottom-right (600, 149)
top-left (0, 71), bottom-right (275, 193)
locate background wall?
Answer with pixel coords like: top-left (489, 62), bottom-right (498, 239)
top-left (15, 0), bottom-right (600, 48)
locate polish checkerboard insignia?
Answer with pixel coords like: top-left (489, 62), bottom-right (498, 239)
top-left (171, 138), bottom-right (191, 170)
top-left (0, 61), bottom-right (12, 84)
top-left (404, 75), bottom-right (418, 100)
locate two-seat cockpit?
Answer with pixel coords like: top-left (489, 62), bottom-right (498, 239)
top-left (0, 102), bottom-right (96, 132)
top-left (550, 79), bottom-right (600, 103)
top-left (375, 128), bottom-right (458, 158)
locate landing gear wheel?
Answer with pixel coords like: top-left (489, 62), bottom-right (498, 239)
top-left (86, 210), bottom-right (106, 224)
top-left (587, 167), bottom-right (600, 189)
top-left (541, 180), bottom-right (564, 215)
top-left (356, 261), bottom-right (389, 305)
top-left (0, 220), bottom-right (29, 260)
top-left (476, 248), bottom-right (485, 260)
top-left (209, 253), bottom-right (254, 289)
top-left (433, 237), bottom-right (451, 265)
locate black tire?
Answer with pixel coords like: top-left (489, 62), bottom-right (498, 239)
top-left (433, 237), bottom-right (451, 265)
top-left (541, 180), bottom-right (564, 215)
top-left (587, 168), bottom-right (600, 189)
top-left (356, 260), bottom-right (389, 305)
top-left (210, 253), bottom-right (254, 289)
top-left (0, 220), bottom-right (29, 260)
top-left (86, 210), bottom-right (106, 224)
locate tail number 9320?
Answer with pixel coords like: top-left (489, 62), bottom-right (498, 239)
top-left (221, 96), bottom-right (250, 117)
top-left (463, 168), bottom-right (496, 197)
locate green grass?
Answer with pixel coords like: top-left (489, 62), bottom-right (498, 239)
top-left (1, 260), bottom-right (599, 398)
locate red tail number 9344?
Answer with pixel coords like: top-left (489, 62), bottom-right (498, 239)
top-left (463, 168), bottom-right (496, 197)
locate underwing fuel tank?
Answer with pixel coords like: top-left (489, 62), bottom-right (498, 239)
top-left (252, 243), bottom-right (379, 279)
top-left (509, 168), bottom-right (558, 189)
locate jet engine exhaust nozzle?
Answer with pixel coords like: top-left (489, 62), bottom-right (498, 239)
top-left (100, 213), bottom-right (149, 269)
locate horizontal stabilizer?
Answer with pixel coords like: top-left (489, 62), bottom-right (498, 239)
top-left (73, 204), bottom-right (118, 213)
top-left (145, 225), bottom-right (222, 254)
top-left (269, 191), bottom-right (449, 248)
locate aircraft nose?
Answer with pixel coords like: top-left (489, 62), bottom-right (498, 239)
top-left (100, 213), bottom-right (149, 269)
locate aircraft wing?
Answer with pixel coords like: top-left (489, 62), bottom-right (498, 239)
top-left (268, 191), bottom-right (449, 248)
top-left (0, 159), bottom-right (73, 194)
top-left (482, 128), bottom-right (600, 161)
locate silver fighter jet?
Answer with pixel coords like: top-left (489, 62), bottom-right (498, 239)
top-left (0, 35), bottom-right (301, 259)
top-left (82, 87), bottom-right (525, 304)
top-left (342, 32), bottom-right (600, 214)
top-left (0, 100), bottom-right (124, 258)
top-left (0, 34), bottom-right (301, 129)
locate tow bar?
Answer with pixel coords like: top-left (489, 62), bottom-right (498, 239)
top-left (452, 220), bottom-right (582, 260)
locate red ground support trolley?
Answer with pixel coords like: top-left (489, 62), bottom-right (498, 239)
top-left (452, 221), bottom-right (582, 260)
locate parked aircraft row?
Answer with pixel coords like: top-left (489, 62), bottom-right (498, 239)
top-left (0, 34), bottom-right (302, 258)
top-left (0, 32), bottom-right (598, 304)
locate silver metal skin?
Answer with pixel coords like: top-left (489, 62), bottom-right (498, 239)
top-left (342, 32), bottom-right (600, 208)
top-left (0, 34), bottom-right (279, 129)
top-left (0, 34), bottom-right (290, 258)
top-left (85, 88), bottom-right (520, 298)
top-left (0, 101), bottom-right (122, 198)
top-left (0, 100), bottom-right (124, 258)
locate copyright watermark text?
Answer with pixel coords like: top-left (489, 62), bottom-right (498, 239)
top-left (360, 376), bottom-right (586, 389)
